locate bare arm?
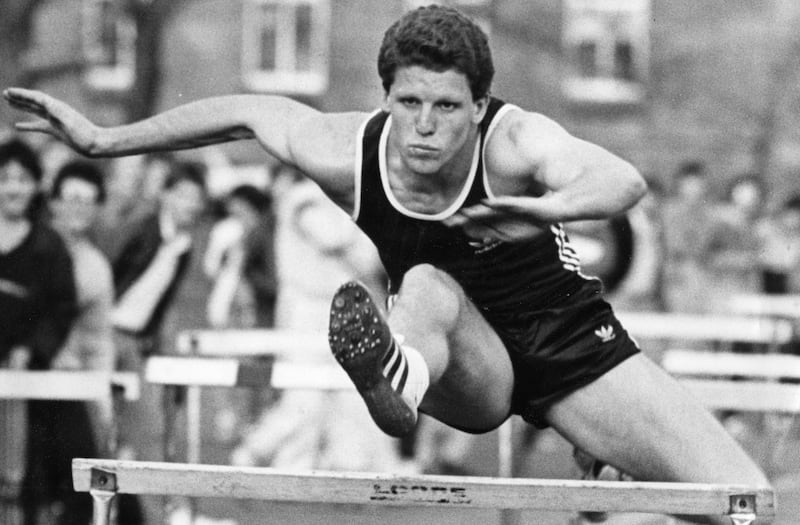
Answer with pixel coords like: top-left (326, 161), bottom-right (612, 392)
top-left (445, 110), bottom-right (646, 241)
top-left (3, 88), bottom-right (363, 204)
top-left (495, 110), bottom-right (646, 222)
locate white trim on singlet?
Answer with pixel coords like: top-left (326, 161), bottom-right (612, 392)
top-left (377, 115), bottom-right (481, 221)
top-left (481, 103), bottom-right (522, 199)
top-left (351, 109), bottom-right (383, 221)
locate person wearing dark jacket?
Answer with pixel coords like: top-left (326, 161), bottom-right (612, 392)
top-left (0, 137), bottom-right (81, 525)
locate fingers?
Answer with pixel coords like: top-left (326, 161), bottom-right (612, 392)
top-left (442, 203), bottom-right (495, 227)
top-left (3, 88), bottom-right (47, 117)
top-left (15, 119), bottom-right (55, 135)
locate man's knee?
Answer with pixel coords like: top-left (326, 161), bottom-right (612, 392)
top-left (397, 264), bottom-right (462, 323)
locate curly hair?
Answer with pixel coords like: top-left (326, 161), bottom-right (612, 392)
top-left (378, 5), bottom-right (494, 100)
top-left (51, 160), bottom-right (107, 203)
top-left (0, 137), bottom-right (42, 182)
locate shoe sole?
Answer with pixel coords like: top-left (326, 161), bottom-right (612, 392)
top-left (328, 281), bottom-right (417, 437)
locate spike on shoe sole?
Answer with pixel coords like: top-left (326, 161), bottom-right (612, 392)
top-left (328, 281), bottom-right (417, 437)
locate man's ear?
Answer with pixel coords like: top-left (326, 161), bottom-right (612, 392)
top-left (381, 92), bottom-right (391, 113)
top-left (472, 96), bottom-right (489, 124)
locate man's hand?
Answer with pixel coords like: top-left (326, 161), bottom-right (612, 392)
top-left (443, 196), bottom-right (549, 242)
top-left (3, 88), bottom-right (100, 156)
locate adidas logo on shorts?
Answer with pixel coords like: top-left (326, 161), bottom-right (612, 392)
top-left (594, 324), bottom-right (616, 343)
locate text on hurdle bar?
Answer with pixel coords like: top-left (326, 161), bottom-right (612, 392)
top-left (71, 458), bottom-right (773, 519)
top-left (0, 370), bottom-right (140, 401)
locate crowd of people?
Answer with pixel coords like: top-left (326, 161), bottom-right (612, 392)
top-left (616, 160), bottom-right (800, 316)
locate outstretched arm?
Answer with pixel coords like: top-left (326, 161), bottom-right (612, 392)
top-left (4, 89), bottom-right (286, 156)
top-left (3, 88), bottom-right (363, 206)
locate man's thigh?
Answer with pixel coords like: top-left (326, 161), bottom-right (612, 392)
top-left (392, 268), bottom-right (514, 432)
top-left (545, 353), bottom-right (768, 486)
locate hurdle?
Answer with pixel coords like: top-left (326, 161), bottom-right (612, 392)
top-left (0, 370), bottom-right (140, 401)
top-left (0, 370), bottom-right (139, 525)
top-left (71, 458), bottom-right (774, 525)
top-left (661, 349), bottom-right (800, 413)
top-left (728, 293), bottom-right (800, 320)
top-left (615, 311), bottom-right (795, 348)
top-left (176, 328), bottom-right (329, 357)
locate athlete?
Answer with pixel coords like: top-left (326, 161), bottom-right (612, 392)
top-left (3, 5), bottom-right (770, 523)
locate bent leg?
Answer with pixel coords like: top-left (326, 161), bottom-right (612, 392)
top-left (546, 353), bottom-right (771, 525)
top-left (329, 264), bottom-right (514, 435)
top-left (388, 265), bottom-right (515, 431)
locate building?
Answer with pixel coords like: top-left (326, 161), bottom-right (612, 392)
top-left (4, 0), bottom-right (800, 199)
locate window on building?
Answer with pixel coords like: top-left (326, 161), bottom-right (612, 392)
top-left (562, 0), bottom-right (649, 105)
top-left (242, 0), bottom-right (330, 95)
top-left (81, 0), bottom-right (136, 91)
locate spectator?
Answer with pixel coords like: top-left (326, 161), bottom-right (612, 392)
top-left (704, 172), bottom-right (767, 314)
top-left (232, 166), bottom-right (405, 473)
top-left (661, 160), bottom-right (716, 314)
top-left (109, 160), bottom-right (207, 525)
top-left (49, 160), bottom-right (116, 450)
top-left (0, 137), bottom-right (79, 525)
top-left (758, 194), bottom-right (800, 294)
top-left (609, 176), bottom-right (667, 312)
top-left (205, 184), bottom-right (276, 329)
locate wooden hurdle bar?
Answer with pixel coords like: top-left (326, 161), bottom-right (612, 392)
top-left (661, 349), bottom-right (800, 414)
top-left (615, 311), bottom-right (796, 347)
top-left (72, 458), bottom-right (774, 525)
top-left (0, 370), bottom-right (140, 401)
top-left (728, 294), bottom-right (800, 320)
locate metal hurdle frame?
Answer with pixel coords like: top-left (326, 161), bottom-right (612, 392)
top-left (72, 458), bottom-right (774, 525)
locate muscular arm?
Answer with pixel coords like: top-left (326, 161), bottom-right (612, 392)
top-left (446, 110), bottom-right (646, 241)
top-left (497, 111), bottom-right (646, 222)
top-left (3, 88), bottom-right (362, 207)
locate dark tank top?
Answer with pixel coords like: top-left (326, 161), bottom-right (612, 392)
top-left (353, 97), bottom-right (601, 320)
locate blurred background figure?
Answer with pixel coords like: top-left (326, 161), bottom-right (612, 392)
top-left (607, 176), bottom-right (667, 313)
top-left (661, 160), bottom-right (716, 316)
top-left (0, 138), bottom-right (79, 525)
top-left (27, 160), bottom-right (115, 525)
top-left (232, 165), bottom-right (407, 473)
top-left (108, 160), bottom-right (207, 525)
top-left (704, 172), bottom-right (767, 315)
top-left (758, 194), bottom-right (800, 295)
top-left (205, 184), bottom-right (276, 329)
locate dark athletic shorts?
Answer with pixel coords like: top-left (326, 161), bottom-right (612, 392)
top-left (489, 285), bottom-right (640, 429)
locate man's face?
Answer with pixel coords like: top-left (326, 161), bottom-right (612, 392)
top-left (161, 179), bottom-right (205, 230)
top-left (0, 160), bottom-right (37, 221)
top-left (677, 174), bottom-right (706, 201)
top-left (383, 66), bottom-right (487, 175)
top-left (50, 177), bottom-right (101, 236)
